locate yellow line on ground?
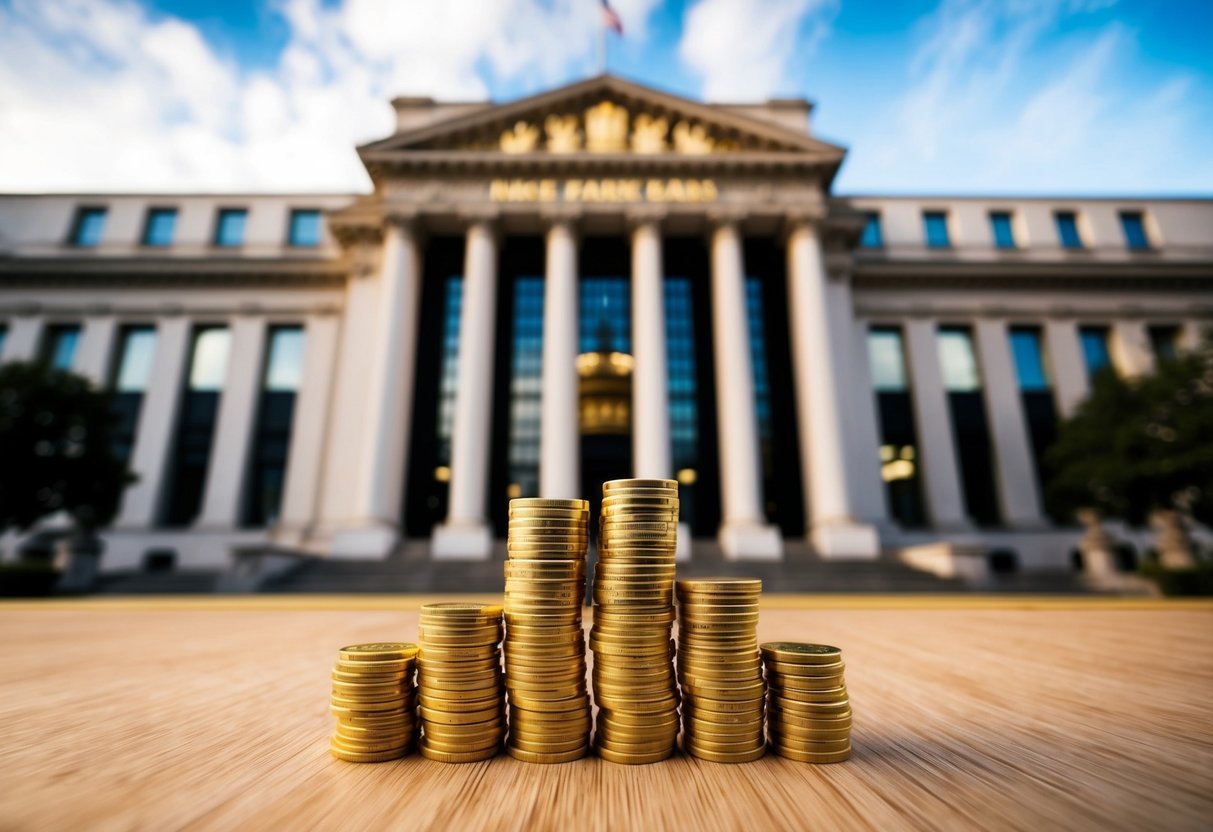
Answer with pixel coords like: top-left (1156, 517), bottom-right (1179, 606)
top-left (1, 595), bottom-right (1210, 612)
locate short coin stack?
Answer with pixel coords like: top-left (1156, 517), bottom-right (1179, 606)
top-left (676, 578), bottom-right (766, 763)
top-left (762, 642), bottom-right (852, 763)
top-left (590, 478), bottom-right (681, 764)
top-left (329, 642), bottom-right (418, 763)
top-left (503, 497), bottom-right (593, 763)
top-left (417, 603), bottom-right (506, 763)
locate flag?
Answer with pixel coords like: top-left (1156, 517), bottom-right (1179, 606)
top-left (601, 0), bottom-right (623, 35)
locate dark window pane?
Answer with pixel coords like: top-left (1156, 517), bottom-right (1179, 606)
top-left (436, 277), bottom-right (464, 468)
top-left (860, 213), bottom-right (883, 248)
top-left (1056, 211), bottom-right (1083, 249)
top-left (264, 327), bottom-right (304, 391)
top-left (507, 277), bottom-right (544, 499)
top-left (1148, 325), bottom-right (1180, 364)
top-left (923, 211), bottom-right (950, 248)
top-left (867, 327), bottom-right (908, 391)
top-left (0, 327), bottom-right (7, 357)
top-left (875, 395), bottom-right (926, 528)
top-left (143, 208), bottom-right (177, 246)
top-left (215, 209), bottom-right (247, 247)
top-left (1120, 211), bottom-right (1150, 250)
top-left (40, 324), bottom-right (80, 371)
top-left (990, 212), bottom-right (1016, 249)
top-left (109, 325), bottom-right (156, 465)
top-left (244, 325), bottom-right (304, 527)
top-left (665, 276), bottom-right (700, 526)
top-left (163, 326), bottom-right (228, 526)
top-left (745, 276), bottom-right (773, 511)
top-left (1009, 327), bottom-right (1049, 391)
top-left (1079, 326), bottom-right (1112, 378)
top-left (70, 207), bottom-right (107, 247)
top-left (580, 277), bottom-right (630, 353)
top-left (288, 209), bottom-right (321, 246)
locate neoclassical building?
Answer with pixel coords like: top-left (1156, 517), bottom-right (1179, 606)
top-left (1, 75), bottom-right (1210, 573)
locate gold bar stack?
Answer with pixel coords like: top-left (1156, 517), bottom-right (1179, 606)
top-left (762, 642), bottom-right (852, 763)
top-left (328, 642), bottom-right (418, 763)
top-left (503, 497), bottom-right (593, 763)
top-left (590, 478), bottom-right (681, 764)
top-left (676, 578), bottom-right (766, 762)
top-left (416, 603), bottom-right (506, 763)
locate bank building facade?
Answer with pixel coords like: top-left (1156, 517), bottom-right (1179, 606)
top-left (1, 75), bottom-right (1210, 577)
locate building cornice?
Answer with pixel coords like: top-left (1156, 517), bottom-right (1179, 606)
top-left (0, 256), bottom-right (347, 287)
top-left (853, 258), bottom-right (1213, 292)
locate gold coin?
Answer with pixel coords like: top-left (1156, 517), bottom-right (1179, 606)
top-left (417, 644), bottom-right (500, 660)
top-left (603, 477), bottom-right (677, 491)
top-left (767, 674), bottom-right (846, 693)
top-left (329, 741), bottom-right (407, 763)
top-left (419, 705), bottom-right (501, 724)
top-left (331, 733), bottom-right (412, 753)
top-left (421, 601), bottom-right (503, 618)
top-left (760, 642), bottom-right (842, 664)
top-left (508, 734), bottom-right (587, 753)
top-left (510, 497), bottom-right (589, 511)
top-left (769, 743), bottom-right (852, 764)
top-left (333, 658), bottom-right (413, 675)
top-left (594, 744), bottom-right (675, 765)
top-left (506, 744), bottom-right (589, 764)
top-left (684, 744), bottom-right (766, 764)
top-left (330, 680), bottom-right (404, 697)
top-left (772, 686), bottom-right (847, 704)
top-left (420, 718), bottom-right (504, 737)
top-left (676, 578), bottom-right (761, 593)
top-left (684, 734), bottom-right (765, 753)
top-left (339, 643), bottom-right (419, 662)
top-left (418, 740), bottom-right (500, 763)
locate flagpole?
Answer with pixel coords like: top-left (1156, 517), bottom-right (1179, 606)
top-left (597, 21), bottom-right (606, 75)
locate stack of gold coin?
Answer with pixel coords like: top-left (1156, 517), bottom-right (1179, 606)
top-left (762, 642), bottom-right (851, 763)
top-left (417, 603), bottom-right (506, 763)
top-left (591, 478), bottom-right (681, 764)
top-left (503, 497), bottom-right (592, 763)
top-left (676, 578), bottom-right (766, 763)
top-left (329, 642), bottom-right (418, 763)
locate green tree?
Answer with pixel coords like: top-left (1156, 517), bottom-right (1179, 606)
top-left (1045, 333), bottom-right (1213, 527)
top-left (0, 362), bottom-right (135, 534)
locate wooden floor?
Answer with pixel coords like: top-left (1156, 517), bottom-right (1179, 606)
top-left (1, 598), bottom-right (1210, 831)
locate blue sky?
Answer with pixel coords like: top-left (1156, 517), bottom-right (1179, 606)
top-left (1, 0), bottom-right (1210, 194)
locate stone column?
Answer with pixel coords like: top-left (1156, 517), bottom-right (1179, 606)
top-left (974, 318), bottom-right (1046, 527)
top-left (785, 221), bottom-right (881, 559)
top-left (115, 316), bottom-right (191, 528)
top-left (274, 312), bottom-right (340, 546)
top-left (1111, 320), bottom-right (1155, 378)
top-left (73, 316), bottom-right (118, 385)
top-left (539, 217), bottom-right (580, 499)
top-left (1178, 320), bottom-right (1204, 352)
top-left (1043, 319), bottom-right (1090, 419)
top-left (630, 214), bottom-right (690, 560)
top-left (903, 318), bottom-right (970, 530)
top-left (1, 315), bottom-right (42, 362)
top-left (331, 218), bottom-right (424, 558)
top-left (433, 219), bottom-right (498, 560)
top-left (196, 315), bottom-right (266, 528)
top-left (709, 218), bottom-right (781, 560)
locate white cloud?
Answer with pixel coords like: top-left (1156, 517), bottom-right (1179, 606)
top-left (842, 0), bottom-right (1213, 194)
top-left (0, 0), bottom-right (660, 192)
top-left (678, 0), bottom-right (837, 100)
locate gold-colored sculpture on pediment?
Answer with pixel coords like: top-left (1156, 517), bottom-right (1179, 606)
top-left (585, 100), bottom-right (629, 152)
top-left (545, 114), bottom-right (582, 153)
top-left (673, 121), bottom-right (716, 155)
top-left (631, 114), bottom-right (668, 154)
top-left (499, 120), bottom-right (540, 153)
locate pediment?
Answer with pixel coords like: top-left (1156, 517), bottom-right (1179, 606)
top-left (359, 75), bottom-right (845, 161)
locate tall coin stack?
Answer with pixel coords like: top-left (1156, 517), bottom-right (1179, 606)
top-left (762, 642), bottom-right (852, 763)
top-left (417, 603), bottom-right (506, 763)
top-left (591, 478), bottom-right (681, 764)
top-left (676, 578), bottom-right (766, 763)
top-left (329, 642), bottom-right (418, 763)
top-left (503, 497), bottom-right (593, 763)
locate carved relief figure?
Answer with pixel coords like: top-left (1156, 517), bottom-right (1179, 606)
top-left (673, 121), bottom-right (716, 155)
top-left (545, 114), bottom-right (582, 153)
top-left (499, 121), bottom-right (539, 153)
top-left (631, 114), bottom-right (668, 154)
top-left (585, 100), bottom-right (629, 152)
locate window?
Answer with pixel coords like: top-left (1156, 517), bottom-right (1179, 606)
top-left (244, 326), bottom-right (305, 527)
top-left (580, 277), bottom-right (630, 353)
top-left (214, 209), bottom-right (247, 247)
top-left (1055, 211), bottom-right (1083, 249)
top-left (69, 207), bottom-right (107, 247)
top-left (746, 276), bottom-right (774, 506)
top-left (1009, 327), bottom-right (1049, 391)
top-left (142, 208), bottom-right (178, 247)
top-left (923, 211), bottom-right (951, 248)
top-left (0, 325), bottom-right (8, 358)
top-left (287, 209), bottom-right (322, 247)
top-left (990, 212), bottom-right (1016, 249)
top-left (506, 277), bottom-right (544, 501)
top-left (1147, 324), bottom-right (1180, 364)
top-left (867, 326), bottom-right (925, 528)
top-left (867, 327), bottom-right (909, 391)
top-left (163, 326), bottom-right (230, 526)
top-left (1120, 211), bottom-right (1150, 250)
top-left (110, 326), bottom-right (156, 464)
top-left (39, 324), bottom-right (81, 371)
top-left (435, 277), bottom-right (464, 469)
top-left (860, 212), bottom-right (883, 248)
top-left (665, 276), bottom-right (701, 528)
top-left (936, 327), bottom-right (981, 392)
top-left (1079, 326), bottom-right (1112, 379)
